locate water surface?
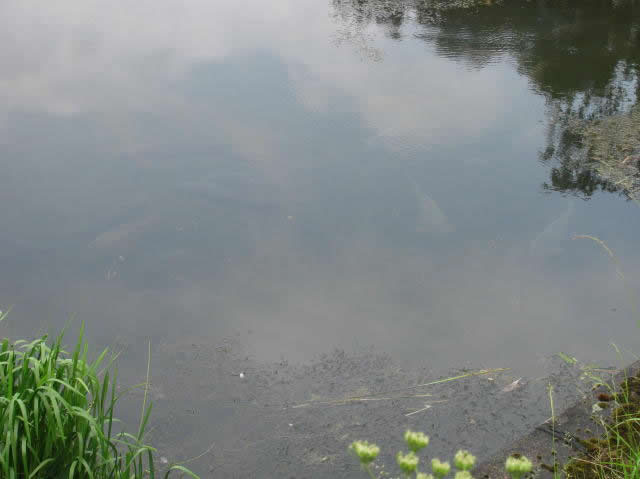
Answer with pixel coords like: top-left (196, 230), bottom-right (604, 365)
top-left (2, 0), bottom-right (640, 475)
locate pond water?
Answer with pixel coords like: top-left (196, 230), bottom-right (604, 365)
top-left (2, 0), bottom-right (640, 476)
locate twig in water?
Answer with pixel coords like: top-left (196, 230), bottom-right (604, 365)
top-left (405, 404), bottom-right (432, 417)
top-left (290, 368), bottom-right (509, 409)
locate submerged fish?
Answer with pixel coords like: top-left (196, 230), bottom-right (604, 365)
top-left (90, 215), bottom-right (160, 249)
top-left (529, 199), bottom-right (575, 257)
top-left (177, 176), bottom-right (285, 212)
top-left (408, 177), bottom-right (454, 234)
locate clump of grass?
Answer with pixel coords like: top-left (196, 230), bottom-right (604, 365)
top-left (0, 316), bottom-right (197, 478)
top-left (558, 231), bottom-right (640, 478)
top-left (565, 370), bottom-right (640, 479)
top-left (350, 429), bottom-right (531, 479)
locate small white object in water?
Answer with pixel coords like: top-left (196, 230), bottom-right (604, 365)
top-left (239, 372), bottom-right (245, 379)
top-left (288, 423), bottom-right (294, 427)
top-left (160, 456), bottom-right (169, 464)
top-left (501, 378), bottom-right (523, 393)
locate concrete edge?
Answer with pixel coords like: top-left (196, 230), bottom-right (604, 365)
top-left (474, 360), bottom-right (640, 479)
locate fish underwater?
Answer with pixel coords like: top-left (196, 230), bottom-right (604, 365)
top-left (408, 177), bottom-right (455, 234)
top-left (529, 199), bottom-right (575, 258)
top-left (89, 215), bottom-right (160, 249)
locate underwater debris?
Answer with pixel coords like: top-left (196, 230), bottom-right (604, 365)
top-left (501, 378), bottom-right (523, 393)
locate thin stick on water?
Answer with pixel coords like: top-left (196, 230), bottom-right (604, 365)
top-left (363, 464), bottom-right (377, 479)
top-left (172, 442), bottom-right (216, 467)
top-left (291, 368), bottom-right (509, 409)
top-left (548, 383), bottom-right (560, 478)
top-left (409, 368), bottom-right (510, 390)
top-left (405, 404), bottom-right (432, 417)
top-left (573, 234), bottom-right (638, 325)
top-left (138, 340), bottom-right (152, 441)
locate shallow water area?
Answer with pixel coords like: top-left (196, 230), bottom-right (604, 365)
top-left (2, 0), bottom-right (640, 476)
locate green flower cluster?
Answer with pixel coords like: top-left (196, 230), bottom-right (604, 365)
top-left (432, 458), bottom-right (451, 478)
top-left (350, 431), bottom-right (533, 479)
top-left (505, 455), bottom-right (533, 479)
top-left (405, 430), bottom-right (430, 452)
top-left (453, 450), bottom-right (476, 471)
top-left (397, 451), bottom-right (420, 474)
top-left (350, 440), bottom-right (380, 465)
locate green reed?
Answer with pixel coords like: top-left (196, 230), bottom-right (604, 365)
top-left (0, 315), bottom-right (197, 479)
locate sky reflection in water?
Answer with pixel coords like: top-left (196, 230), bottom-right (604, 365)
top-left (1, 0), bottom-right (640, 375)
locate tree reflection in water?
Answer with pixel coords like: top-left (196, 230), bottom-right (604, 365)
top-left (331, 0), bottom-right (640, 199)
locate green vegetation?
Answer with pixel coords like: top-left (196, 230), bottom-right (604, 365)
top-left (0, 314), bottom-right (197, 479)
top-left (567, 104), bottom-right (640, 203)
top-left (350, 430), bottom-right (532, 479)
top-left (555, 235), bottom-right (640, 478)
top-left (564, 370), bottom-right (640, 479)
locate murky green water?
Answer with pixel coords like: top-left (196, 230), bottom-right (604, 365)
top-left (2, 0), bottom-right (640, 475)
